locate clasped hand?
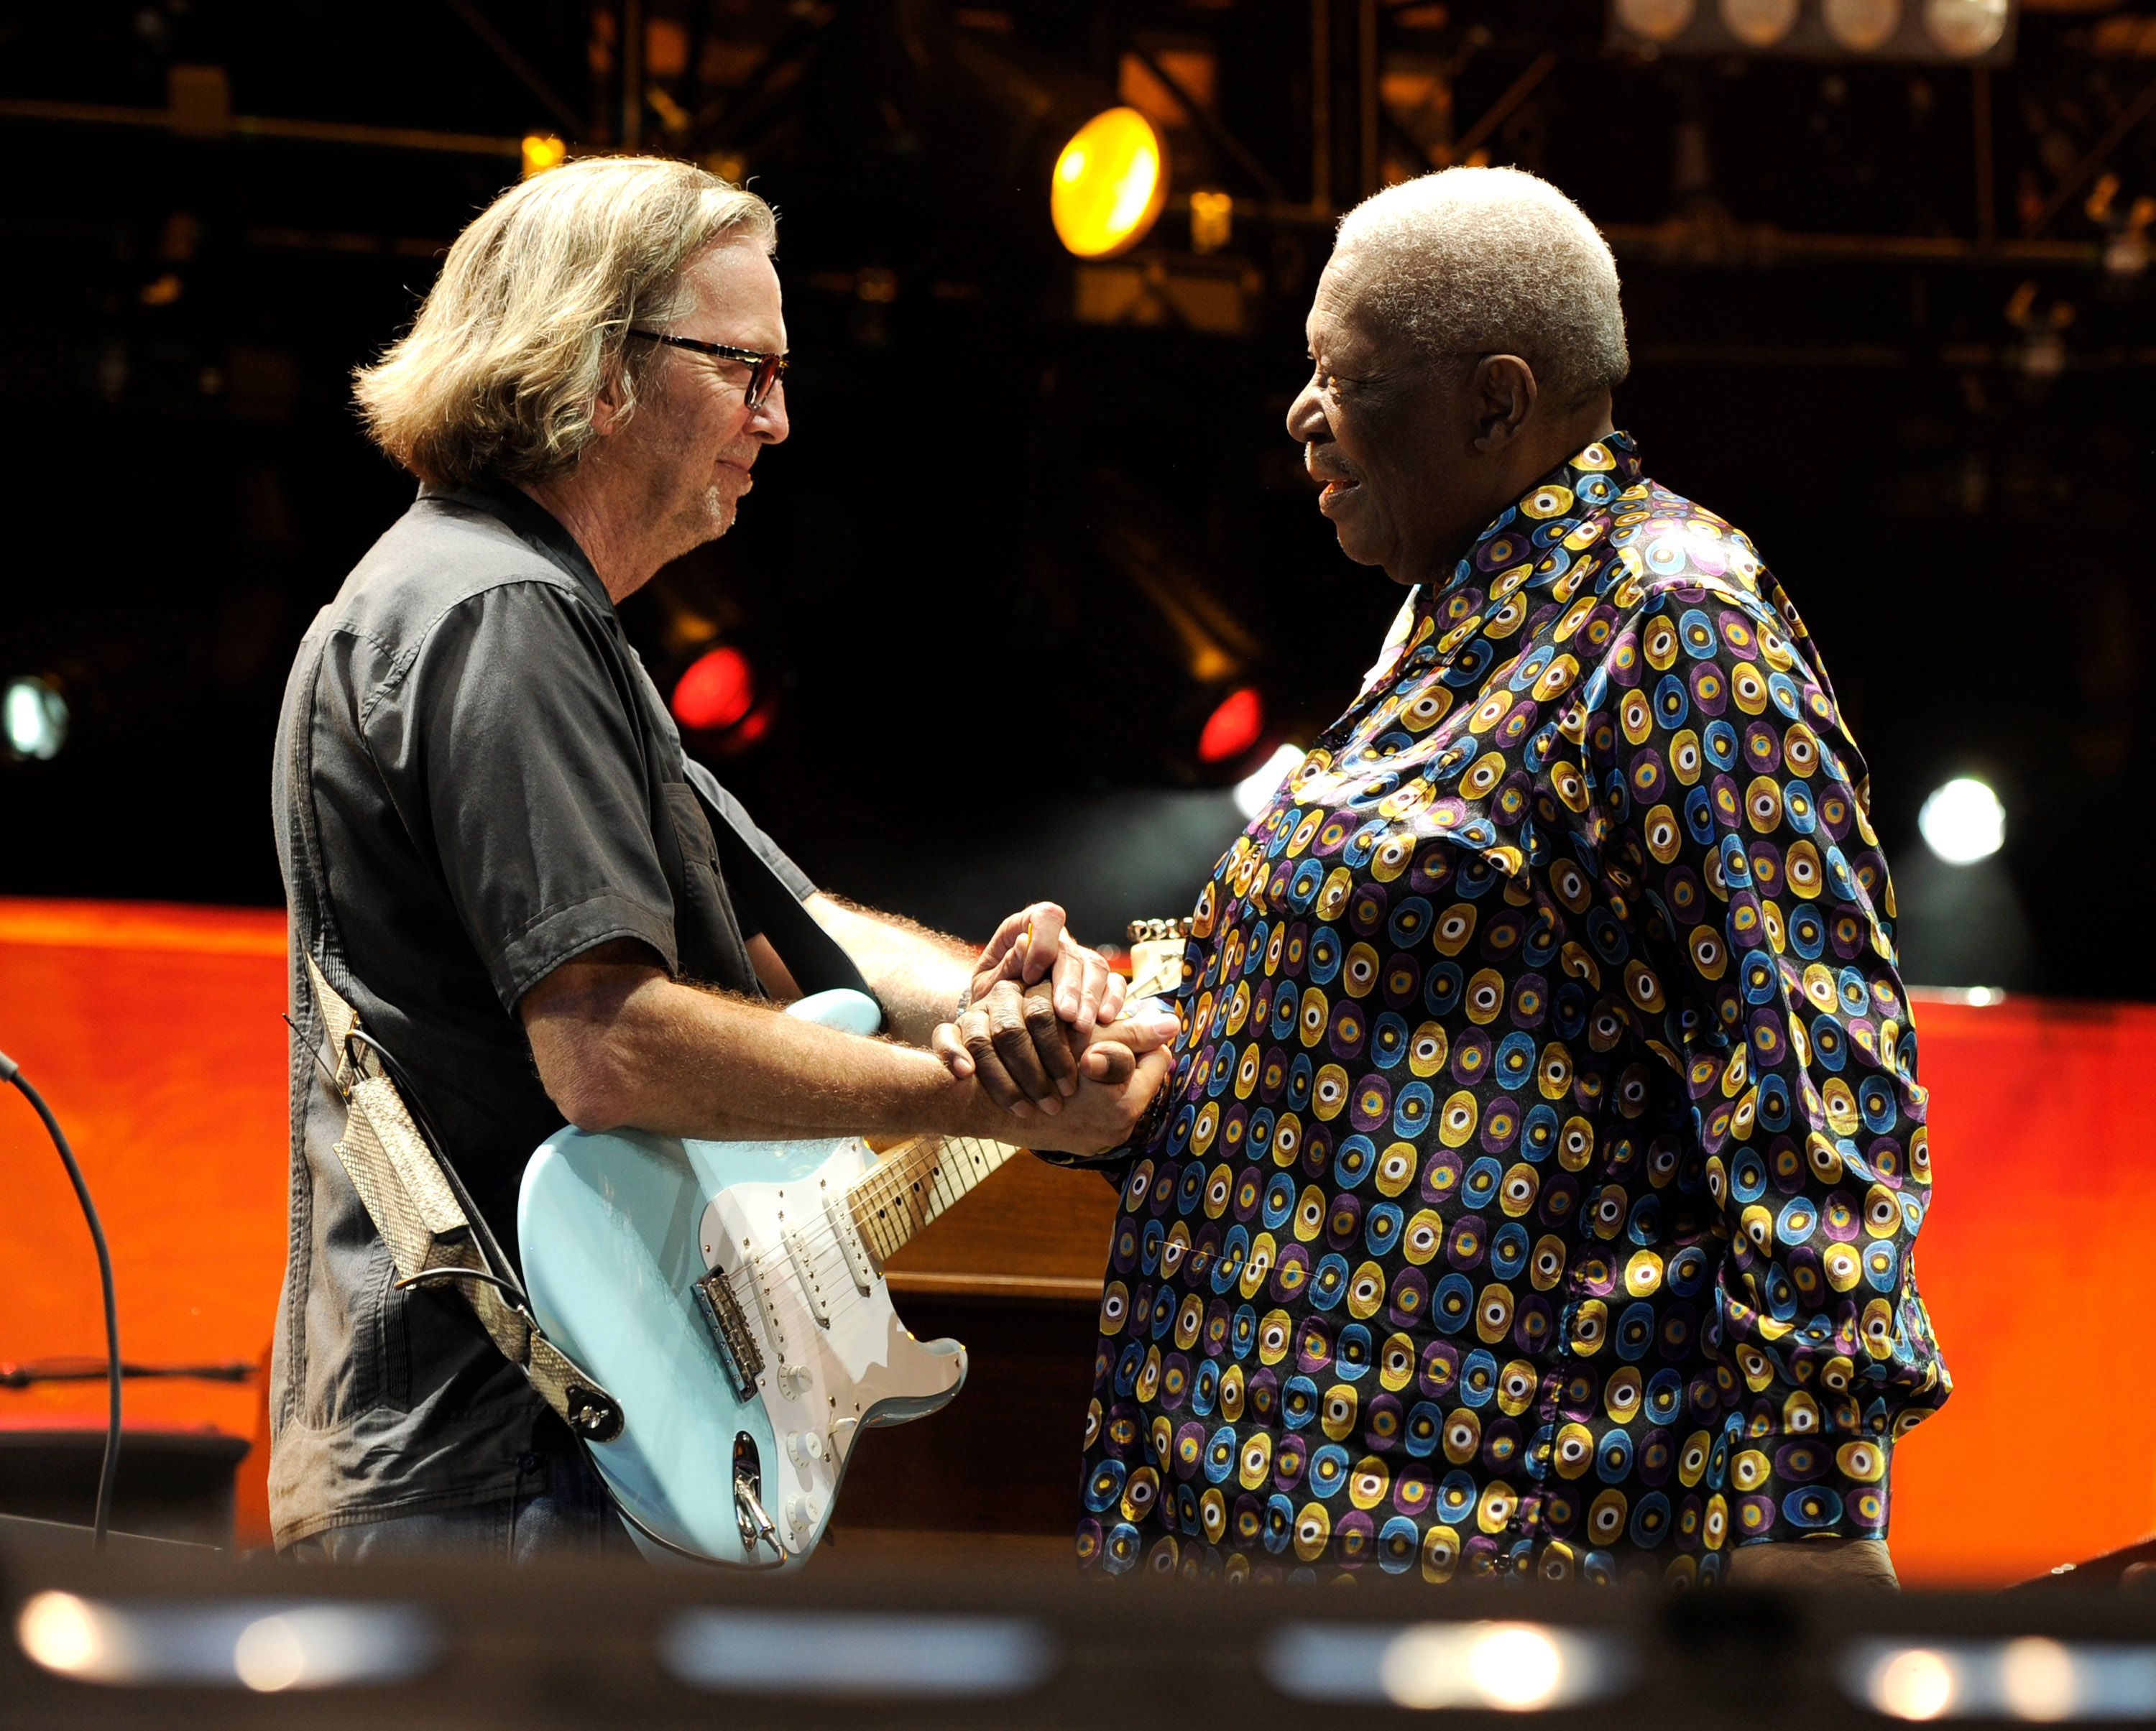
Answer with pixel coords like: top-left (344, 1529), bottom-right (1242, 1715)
top-left (929, 902), bottom-right (1178, 1153)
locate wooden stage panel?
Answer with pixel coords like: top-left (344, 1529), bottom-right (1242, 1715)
top-left (4, 895), bottom-right (2154, 1582)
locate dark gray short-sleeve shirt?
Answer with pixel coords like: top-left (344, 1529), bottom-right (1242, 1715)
top-left (267, 481), bottom-right (811, 1546)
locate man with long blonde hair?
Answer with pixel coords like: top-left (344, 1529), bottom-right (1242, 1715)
top-left (271, 157), bottom-right (1173, 1559)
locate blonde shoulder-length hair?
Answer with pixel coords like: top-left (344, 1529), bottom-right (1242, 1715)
top-left (354, 156), bottom-right (775, 486)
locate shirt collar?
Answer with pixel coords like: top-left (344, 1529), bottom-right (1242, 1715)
top-left (417, 478), bottom-right (617, 619)
top-left (1437, 429), bottom-right (1644, 606)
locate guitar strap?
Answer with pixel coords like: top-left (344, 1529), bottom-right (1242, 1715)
top-left (679, 757), bottom-right (883, 1012)
top-left (300, 955), bottom-right (625, 1445)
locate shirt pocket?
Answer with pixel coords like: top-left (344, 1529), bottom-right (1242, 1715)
top-left (297, 1232), bottom-right (402, 1428)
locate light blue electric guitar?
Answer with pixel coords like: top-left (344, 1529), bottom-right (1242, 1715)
top-left (517, 989), bottom-right (1026, 1568)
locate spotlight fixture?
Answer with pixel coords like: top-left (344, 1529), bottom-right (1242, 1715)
top-left (520, 134), bottom-right (567, 178)
top-left (1051, 106), bottom-right (1168, 259)
top-left (1917, 776), bottom-right (2006, 864)
top-left (1196, 686), bottom-right (1264, 764)
top-left (1614, 0), bottom-right (1697, 40)
top-left (1719, 0), bottom-right (1800, 47)
top-left (671, 647), bottom-right (755, 733)
top-left (1825, 0), bottom-right (1902, 51)
top-left (1925, 0), bottom-right (2009, 57)
top-left (2, 675), bottom-right (68, 761)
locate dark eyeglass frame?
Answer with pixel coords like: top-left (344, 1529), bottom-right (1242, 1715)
top-left (625, 328), bottom-right (788, 408)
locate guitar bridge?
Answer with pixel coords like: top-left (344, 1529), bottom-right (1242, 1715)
top-left (692, 1268), bottom-right (765, 1400)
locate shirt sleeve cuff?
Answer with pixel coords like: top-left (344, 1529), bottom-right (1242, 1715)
top-left (488, 892), bottom-right (681, 1012)
top-left (1724, 1431), bottom-right (1893, 1546)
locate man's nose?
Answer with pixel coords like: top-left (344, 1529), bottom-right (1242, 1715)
top-left (752, 379), bottom-right (789, 444)
top-left (1285, 379), bottom-right (1327, 445)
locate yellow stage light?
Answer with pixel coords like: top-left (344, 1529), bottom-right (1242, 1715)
top-left (521, 134), bottom-right (568, 178)
top-left (1051, 106), bottom-right (1167, 259)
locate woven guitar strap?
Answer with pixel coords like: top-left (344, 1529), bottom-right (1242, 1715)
top-left (304, 956), bottom-right (623, 1443)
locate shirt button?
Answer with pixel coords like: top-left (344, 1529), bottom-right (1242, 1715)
top-left (518, 1451), bottom-right (540, 1474)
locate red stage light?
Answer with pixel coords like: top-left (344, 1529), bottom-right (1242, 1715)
top-left (1197, 686), bottom-right (1264, 763)
top-left (671, 647), bottom-right (755, 731)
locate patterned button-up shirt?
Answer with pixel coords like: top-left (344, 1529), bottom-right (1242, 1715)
top-left (1071, 434), bottom-right (1948, 1586)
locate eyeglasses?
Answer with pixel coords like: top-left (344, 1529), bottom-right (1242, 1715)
top-left (625, 328), bottom-right (788, 409)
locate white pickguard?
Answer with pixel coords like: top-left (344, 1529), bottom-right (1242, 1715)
top-left (696, 1138), bottom-right (967, 1555)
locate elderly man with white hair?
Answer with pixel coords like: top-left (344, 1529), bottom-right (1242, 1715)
top-left (270, 157), bottom-right (1174, 1559)
top-left (1059, 167), bottom-right (1946, 1590)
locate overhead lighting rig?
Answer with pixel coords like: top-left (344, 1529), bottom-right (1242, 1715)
top-left (1609, 0), bottom-right (2015, 61)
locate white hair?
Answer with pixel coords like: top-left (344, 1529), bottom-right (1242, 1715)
top-left (1333, 166), bottom-right (1628, 407)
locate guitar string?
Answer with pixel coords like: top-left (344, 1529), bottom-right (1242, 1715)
top-left (736, 1134), bottom-right (1006, 1308)
top-left (710, 1132), bottom-right (985, 1300)
top-left (704, 1135), bottom-right (1017, 1332)
top-left (708, 1137), bottom-right (1008, 1342)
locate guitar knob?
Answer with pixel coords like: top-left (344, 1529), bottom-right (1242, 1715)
top-left (787, 1431), bottom-right (824, 1467)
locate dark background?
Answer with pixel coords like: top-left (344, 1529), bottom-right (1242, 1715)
top-left (0, 0), bottom-right (2146, 996)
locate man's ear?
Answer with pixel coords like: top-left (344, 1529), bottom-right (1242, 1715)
top-left (1468, 354), bottom-right (1538, 453)
top-left (589, 357), bottom-right (632, 438)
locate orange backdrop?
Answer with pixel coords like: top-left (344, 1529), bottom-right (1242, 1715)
top-left (0, 895), bottom-right (2147, 1582)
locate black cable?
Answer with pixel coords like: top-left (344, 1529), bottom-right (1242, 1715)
top-left (392, 1267), bottom-right (526, 1303)
top-left (0, 1048), bottom-right (121, 1550)
top-left (0, 1358), bottom-right (252, 1388)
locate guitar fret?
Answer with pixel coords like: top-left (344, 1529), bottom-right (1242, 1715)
top-left (842, 1135), bottom-right (1024, 1262)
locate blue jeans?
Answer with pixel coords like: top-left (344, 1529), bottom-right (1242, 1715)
top-left (285, 1422), bottom-right (637, 1563)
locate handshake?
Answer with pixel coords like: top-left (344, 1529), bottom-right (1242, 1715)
top-left (929, 902), bottom-right (1181, 1158)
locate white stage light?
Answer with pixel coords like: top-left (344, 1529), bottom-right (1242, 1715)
top-left (1825, 0), bottom-right (1902, 51)
top-left (1233, 742), bottom-right (1305, 820)
top-left (1925, 0), bottom-right (2008, 57)
top-left (1917, 777), bottom-right (2005, 864)
top-left (3, 676), bottom-right (68, 760)
top-left (1615, 0), bottom-right (1697, 42)
top-left (1719, 0), bottom-right (1799, 47)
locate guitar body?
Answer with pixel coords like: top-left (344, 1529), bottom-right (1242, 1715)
top-left (515, 991), bottom-right (969, 1568)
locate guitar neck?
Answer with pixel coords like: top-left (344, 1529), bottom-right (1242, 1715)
top-left (845, 1135), bottom-right (1021, 1265)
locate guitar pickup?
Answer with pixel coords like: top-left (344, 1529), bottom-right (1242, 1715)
top-left (693, 1268), bottom-right (765, 1400)
top-left (782, 1226), bottom-right (832, 1329)
top-left (824, 1187), bottom-right (877, 1295)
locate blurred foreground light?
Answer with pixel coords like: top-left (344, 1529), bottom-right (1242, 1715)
top-left (3, 675), bottom-right (68, 760)
top-left (1925, 0), bottom-right (2008, 56)
top-left (15, 1592), bottom-right (436, 1689)
top-left (1918, 776), bottom-right (2005, 864)
top-left (1719, 0), bottom-right (1799, 46)
top-left (1267, 1620), bottom-right (1631, 1712)
top-left (1875, 1648), bottom-right (1958, 1720)
top-left (660, 1610), bottom-right (1052, 1697)
top-left (1846, 1638), bottom-right (2156, 1721)
top-left (1825, 0), bottom-right (1902, 50)
top-left (521, 133), bottom-right (567, 177)
top-left (1197, 686), bottom-right (1265, 763)
top-left (1613, 0), bottom-right (1697, 40)
top-left (1052, 106), bottom-right (1166, 259)
top-left (1235, 742), bottom-right (1306, 820)
top-left (2001, 1640), bottom-right (2080, 1723)
top-left (672, 646), bottom-right (756, 732)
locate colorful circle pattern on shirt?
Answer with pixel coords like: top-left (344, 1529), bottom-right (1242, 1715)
top-left (1068, 434), bottom-right (1948, 1587)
